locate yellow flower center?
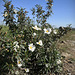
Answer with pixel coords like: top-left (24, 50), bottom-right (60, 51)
top-left (5, 14), bottom-right (7, 17)
top-left (34, 27), bottom-right (36, 29)
top-left (25, 69), bottom-right (27, 71)
top-left (46, 30), bottom-right (48, 32)
top-left (18, 61), bottom-right (21, 64)
top-left (30, 46), bottom-right (32, 49)
top-left (12, 64), bottom-right (13, 67)
top-left (7, 50), bottom-right (9, 52)
top-left (38, 42), bottom-right (41, 44)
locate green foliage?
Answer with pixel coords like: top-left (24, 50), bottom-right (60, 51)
top-left (58, 25), bottom-right (71, 37)
top-left (31, 0), bottom-right (53, 25)
top-left (0, 24), bottom-right (63, 75)
top-left (3, 1), bottom-right (17, 30)
top-left (16, 7), bottom-right (32, 31)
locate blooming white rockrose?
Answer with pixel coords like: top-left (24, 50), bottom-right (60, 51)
top-left (15, 70), bottom-right (19, 75)
top-left (28, 43), bottom-right (36, 52)
top-left (14, 47), bottom-right (17, 52)
top-left (13, 9), bottom-right (18, 14)
top-left (32, 25), bottom-right (41, 30)
top-left (57, 59), bottom-right (62, 64)
top-left (25, 68), bottom-right (29, 73)
top-left (43, 28), bottom-right (52, 34)
top-left (45, 64), bottom-right (48, 68)
top-left (3, 12), bottom-right (8, 17)
top-left (33, 33), bottom-right (36, 36)
top-left (14, 44), bottom-right (19, 48)
top-left (14, 44), bottom-right (19, 52)
top-left (17, 60), bottom-right (22, 68)
top-left (13, 41), bottom-right (19, 45)
top-left (36, 40), bottom-right (43, 46)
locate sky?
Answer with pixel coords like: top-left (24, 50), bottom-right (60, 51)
top-left (0, 0), bottom-right (75, 28)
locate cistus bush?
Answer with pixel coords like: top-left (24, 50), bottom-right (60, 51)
top-left (0, 24), bottom-right (62, 75)
top-left (0, 0), bottom-right (71, 75)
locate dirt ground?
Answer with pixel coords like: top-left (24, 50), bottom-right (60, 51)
top-left (56, 30), bottom-right (75, 75)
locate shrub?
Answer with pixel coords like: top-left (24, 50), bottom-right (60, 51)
top-left (0, 24), bottom-right (62, 75)
top-left (0, 0), bottom-right (71, 75)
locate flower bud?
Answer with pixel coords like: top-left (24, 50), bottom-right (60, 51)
top-left (11, 5), bottom-right (13, 9)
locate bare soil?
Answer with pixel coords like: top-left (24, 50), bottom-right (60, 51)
top-left (57, 31), bottom-right (75, 75)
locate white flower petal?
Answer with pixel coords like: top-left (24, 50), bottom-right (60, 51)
top-left (45, 64), bottom-right (48, 68)
top-left (57, 60), bottom-right (61, 64)
top-left (28, 43), bottom-right (33, 47)
top-left (33, 33), bottom-right (36, 36)
top-left (4, 12), bottom-right (8, 17)
top-left (14, 47), bottom-right (17, 52)
top-left (25, 68), bottom-right (29, 72)
top-left (17, 64), bottom-right (22, 67)
top-left (43, 28), bottom-right (51, 34)
top-left (14, 9), bottom-right (18, 14)
top-left (54, 30), bottom-right (57, 34)
top-left (28, 43), bottom-right (36, 52)
top-left (13, 41), bottom-right (18, 45)
top-left (17, 60), bottom-right (22, 68)
top-left (38, 28), bottom-right (41, 30)
top-left (36, 40), bottom-right (43, 46)
top-left (15, 70), bottom-right (19, 75)
top-left (32, 25), bottom-right (41, 30)
top-left (16, 44), bottom-right (19, 48)
top-left (32, 46), bottom-right (36, 52)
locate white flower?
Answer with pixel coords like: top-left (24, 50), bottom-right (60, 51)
top-left (14, 44), bottom-right (19, 52)
top-left (14, 44), bottom-right (19, 48)
top-left (38, 27), bottom-right (41, 30)
top-left (36, 40), bottom-right (43, 46)
top-left (15, 70), bottom-right (19, 75)
top-left (43, 28), bottom-right (52, 34)
top-left (28, 43), bottom-right (36, 52)
top-left (14, 47), bottom-right (17, 52)
top-left (25, 68), bottom-right (29, 73)
top-left (17, 60), bottom-right (22, 68)
top-left (32, 25), bottom-right (41, 30)
top-left (3, 12), bottom-right (8, 17)
top-left (20, 31), bottom-right (23, 33)
top-left (45, 64), bottom-right (48, 68)
top-left (33, 33), bottom-right (37, 38)
top-left (53, 30), bottom-right (57, 34)
top-left (57, 60), bottom-right (62, 64)
top-left (13, 41), bottom-right (18, 45)
top-left (13, 9), bottom-right (18, 14)
top-left (33, 33), bottom-right (36, 36)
